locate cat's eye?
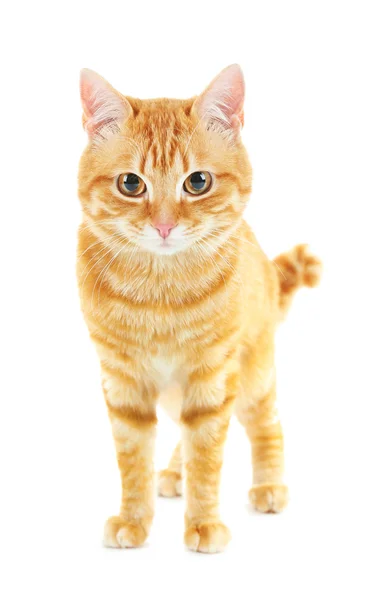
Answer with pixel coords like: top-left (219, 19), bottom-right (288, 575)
top-left (117, 173), bottom-right (147, 197)
top-left (183, 171), bottom-right (212, 196)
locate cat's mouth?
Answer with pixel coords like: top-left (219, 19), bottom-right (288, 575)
top-left (133, 223), bottom-right (194, 256)
top-left (136, 236), bottom-right (189, 256)
top-left (156, 238), bottom-right (180, 255)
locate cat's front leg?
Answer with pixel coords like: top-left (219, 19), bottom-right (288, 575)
top-left (102, 374), bottom-right (157, 549)
top-left (181, 369), bottom-right (238, 553)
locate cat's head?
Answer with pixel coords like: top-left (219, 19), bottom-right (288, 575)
top-left (78, 65), bottom-right (252, 256)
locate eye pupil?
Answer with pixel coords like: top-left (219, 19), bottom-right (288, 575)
top-left (183, 171), bottom-right (212, 196)
top-left (118, 173), bottom-right (146, 197)
top-left (190, 171), bottom-right (206, 190)
top-left (123, 173), bottom-right (140, 192)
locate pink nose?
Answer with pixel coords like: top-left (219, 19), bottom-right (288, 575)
top-left (154, 222), bottom-right (175, 239)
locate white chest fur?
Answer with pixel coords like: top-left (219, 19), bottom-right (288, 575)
top-left (151, 356), bottom-right (177, 390)
top-left (151, 355), bottom-right (183, 423)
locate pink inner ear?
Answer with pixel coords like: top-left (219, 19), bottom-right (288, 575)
top-left (80, 77), bottom-right (95, 120)
top-left (195, 64), bottom-right (245, 133)
top-left (80, 79), bottom-right (97, 134)
top-left (80, 69), bottom-right (130, 137)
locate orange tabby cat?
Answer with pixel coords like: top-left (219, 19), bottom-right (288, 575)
top-left (77, 65), bottom-right (321, 553)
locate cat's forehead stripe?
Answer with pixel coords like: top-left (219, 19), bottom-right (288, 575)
top-left (137, 117), bottom-right (191, 175)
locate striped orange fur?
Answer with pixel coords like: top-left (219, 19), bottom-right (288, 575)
top-left (77, 65), bottom-right (322, 553)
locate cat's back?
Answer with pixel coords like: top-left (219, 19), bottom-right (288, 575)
top-left (237, 220), bottom-right (280, 338)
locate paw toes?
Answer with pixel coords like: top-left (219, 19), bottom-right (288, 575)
top-left (249, 483), bottom-right (289, 513)
top-left (103, 516), bottom-right (148, 548)
top-left (184, 522), bottom-right (231, 553)
top-left (158, 469), bottom-right (182, 497)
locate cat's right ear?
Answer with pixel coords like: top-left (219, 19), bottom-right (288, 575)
top-left (80, 69), bottom-right (131, 140)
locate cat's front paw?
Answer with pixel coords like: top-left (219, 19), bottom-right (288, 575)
top-left (157, 469), bottom-right (182, 497)
top-left (249, 483), bottom-right (289, 513)
top-left (103, 516), bottom-right (148, 548)
top-left (184, 521), bottom-right (231, 553)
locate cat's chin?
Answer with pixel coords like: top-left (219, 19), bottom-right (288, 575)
top-left (153, 245), bottom-right (183, 256)
top-left (139, 240), bottom-right (187, 256)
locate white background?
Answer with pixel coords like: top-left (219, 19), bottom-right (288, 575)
top-left (2, 1), bottom-right (391, 598)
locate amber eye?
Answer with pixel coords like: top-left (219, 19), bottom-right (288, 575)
top-left (117, 173), bottom-right (147, 197)
top-left (183, 171), bottom-right (212, 196)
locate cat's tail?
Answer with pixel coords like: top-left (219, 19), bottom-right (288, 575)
top-left (273, 244), bottom-right (322, 320)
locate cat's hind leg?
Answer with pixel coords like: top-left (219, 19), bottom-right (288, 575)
top-left (158, 441), bottom-right (183, 497)
top-left (237, 356), bottom-right (288, 513)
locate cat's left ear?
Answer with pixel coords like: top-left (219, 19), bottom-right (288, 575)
top-left (80, 69), bottom-right (132, 140)
top-left (192, 64), bottom-right (245, 139)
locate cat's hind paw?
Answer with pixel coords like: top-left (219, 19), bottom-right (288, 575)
top-left (103, 516), bottom-right (148, 548)
top-left (249, 483), bottom-right (289, 513)
top-left (157, 469), bottom-right (182, 497)
top-left (184, 521), bottom-right (231, 553)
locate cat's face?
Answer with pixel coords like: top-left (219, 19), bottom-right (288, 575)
top-left (78, 66), bottom-right (252, 257)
